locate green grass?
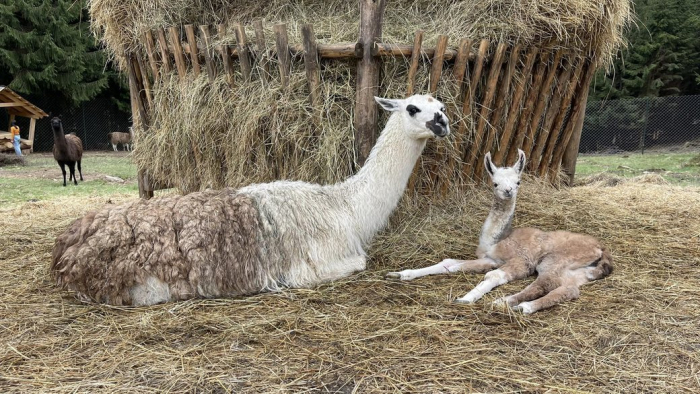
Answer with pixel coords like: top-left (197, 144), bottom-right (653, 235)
top-left (575, 152), bottom-right (700, 185)
top-left (0, 152), bottom-right (139, 205)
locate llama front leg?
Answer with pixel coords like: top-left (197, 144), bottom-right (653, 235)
top-left (455, 263), bottom-right (530, 304)
top-left (386, 258), bottom-right (499, 281)
top-left (513, 285), bottom-right (581, 314)
top-left (112, 143), bottom-right (117, 151)
top-left (68, 162), bottom-right (78, 185)
top-left (59, 162), bottom-right (67, 187)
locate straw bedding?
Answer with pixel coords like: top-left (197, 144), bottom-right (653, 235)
top-left (2, 180), bottom-right (699, 392)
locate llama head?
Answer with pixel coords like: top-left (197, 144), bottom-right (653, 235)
top-left (374, 94), bottom-right (449, 139)
top-left (484, 149), bottom-right (526, 200)
top-left (50, 116), bottom-right (63, 132)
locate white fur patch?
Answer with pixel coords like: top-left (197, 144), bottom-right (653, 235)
top-left (129, 276), bottom-right (171, 306)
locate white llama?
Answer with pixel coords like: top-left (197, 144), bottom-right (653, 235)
top-left (386, 150), bottom-right (613, 314)
top-left (52, 94), bottom-right (450, 306)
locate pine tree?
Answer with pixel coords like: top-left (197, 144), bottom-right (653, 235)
top-left (0, 0), bottom-right (108, 107)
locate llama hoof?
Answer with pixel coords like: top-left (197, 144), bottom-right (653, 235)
top-left (453, 297), bottom-right (475, 305)
top-left (513, 302), bottom-right (535, 315)
top-left (385, 271), bottom-right (412, 281)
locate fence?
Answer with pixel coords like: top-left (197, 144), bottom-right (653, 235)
top-left (581, 95), bottom-right (700, 153)
top-left (577, 95), bottom-right (700, 186)
top-left (0, 94), bottom-right (132, 153)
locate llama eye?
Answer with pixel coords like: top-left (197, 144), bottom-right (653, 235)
top-left (493, 183), bottom-right (498, 187)
top-left (517, 181), bottom-right (521, 185)
top-left (440, 107), bottom-right (445, 113)
top-left (406, 105), bottom-right (421, 116)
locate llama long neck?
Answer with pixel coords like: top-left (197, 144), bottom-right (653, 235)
top-left (341, 114), bottom-right (427, 245)
top-left (477, 195), bottom-right (517, 255)
top-left (53, 125), bottom-right (68, 152)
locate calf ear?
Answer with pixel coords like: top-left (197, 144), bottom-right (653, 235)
top-left (484, 152), bottom-right (496, 178)
top-left (374, 97), bottom-right (402, 112)
top-left (514, 149), bottom-right (526, 175)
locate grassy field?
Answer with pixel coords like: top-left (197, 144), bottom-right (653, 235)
top-left (575, 152), bottom-right (700, 185)
top-left (0, 152), bottom-right (139, 205)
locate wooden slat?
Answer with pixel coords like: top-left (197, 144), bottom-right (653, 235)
top-left (493, 46), bottom-right (538, 166)
top-left (156, 28), bottom-right (172, 75)
top-left (274, 24), bottom-right (291, 89)
top-left (354, 0), bottom-right (387, 166)
top-left (529, 59), bottom-right (574, 172)
top-left (466, 41), bottom-right (508, 179)
top-left (428, 35), bottom-right (449, 93)
top-left (554, 62), bottom-right (596, 183)
top-left (253, 20), bottom-right (270, 82)
top-left (217, 24), bottom-right (235, 87)
top-left (199, 25), bottom-right (217, 81)
top-left (135, 51), bottom-right (153, 108)
top-left (405, 30), bottom-right (423, 97)
top-left (184, 25), bottom-right (201, 77)
top-left (505, 50), bottom-right (549, 166)
top-left (474, 43), bottom-right (521, 180)
top-left (144, 31), bottom-right (160, 81)
top-left (234, 23), bottom-right (252, 81)
top-left (520, 50), bottom-right (564, 160)
top-left (538, 61), bottom-right (585, 176)
top-left (301, 24), bottom-right (322, 126)
top-left (458, 38), bottom-right (489, 175)
top-left (168, 27), bottom-right (187, 79)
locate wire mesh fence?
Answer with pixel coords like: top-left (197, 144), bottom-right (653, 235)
top-left (578, 95), bottom-right (700, 185)
top-left (0, 95), bottom-right (131, 153)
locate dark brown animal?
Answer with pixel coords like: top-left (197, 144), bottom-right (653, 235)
top-left (51, 117), bottom-right (83, 186)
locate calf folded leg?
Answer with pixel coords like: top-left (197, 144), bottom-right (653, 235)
top-left (513, 285), bottom-right (581, 314)
top-left (455, 262), bottom-right (531, 304)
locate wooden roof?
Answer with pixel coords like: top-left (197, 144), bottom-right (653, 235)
top-left (0, 86), bottom-right (49, 119)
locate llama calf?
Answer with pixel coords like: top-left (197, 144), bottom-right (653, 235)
top-left (108, 130), bottom-right (132, 151)
top-left (387, 150), bottom-right (613, 314)
top-left (51, 117), bottom-right (83, 186)
top-left (52, 94), bottom-right (450, 306)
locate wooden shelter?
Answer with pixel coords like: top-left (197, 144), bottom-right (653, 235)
top-left (0, 86), bottom-right (48, 153)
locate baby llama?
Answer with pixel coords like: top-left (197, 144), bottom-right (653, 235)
top-left (386, 150), bottom-right (613, 314)
top-left (52, 94), bottom-right (450, 306)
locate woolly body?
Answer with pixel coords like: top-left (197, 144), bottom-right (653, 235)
top-left (107, 131), bottom-right (132, 151)
top-left (52, 95), bottom-right (449, 306)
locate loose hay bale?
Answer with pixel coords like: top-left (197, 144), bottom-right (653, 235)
top-left (1, 180), bottom-right (699, 392)
top-left (0, 153), bottom-right (26, 167)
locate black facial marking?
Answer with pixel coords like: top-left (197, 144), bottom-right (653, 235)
top-left (407, 105), bottom-right (421, 116)
top-left (434, 112), bottom-right (446, 126)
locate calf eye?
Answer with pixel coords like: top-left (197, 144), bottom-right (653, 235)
top-left (406, 105), bottom-right (421, 116)
top-left (440, 107), bottom-right (445, 112)
top-left (517, 181), bottom-right (521, 185)
top-left (493, 183), bottom-right (498, 187)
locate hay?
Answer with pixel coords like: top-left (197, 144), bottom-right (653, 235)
top-left (0, 153), bottom-right (26, 167)
top-left (2, 181), bottom-right (699, 392)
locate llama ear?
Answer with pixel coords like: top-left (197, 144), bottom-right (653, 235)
top-left (514, 149), bottom-right (527, 174)
top-left (484, 152), bottom-right (496, 178)
top-left (374, 97), bottom-right (402, 112)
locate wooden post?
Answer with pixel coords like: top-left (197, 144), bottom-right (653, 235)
top-left (301, 24), bottom-right (322, 126)
top-left (354, 0), bottom-right (387, 166)
top-left (521, 50), bottom-right (563, 159)
top-left (528, 59), bottom-right (573, 171)
top-left (168, 27), bottom-right (187, 79)
top-left (199, 25), bottom-right (217, 81)
top-left (537, 61), bottom-right (584, 176)
top-left (144, 31), bottom-right (160, 81)
top-left (184, 25), bottom-right (201, 77)
top-left (559, 62), bottom-right (596, 184)
top-left (505, 51), bottom-right (551, 166)
top-left (428, 35), bottom-right (449, 94)
top-left (493, 47), bottom-right (538, 165)
top-left (28, 118), bottom-right (36, 153)
top-left (274, 24), bottom-right (291, 90)
top-left (405, 31), bottom-right (423, 96)
top-left (253, 20), bottom-right (270, 82)
top-left (458, 38), bottom-right (489, 176)
top-left (135, 51), bottom-right (153, 108)
top-left (156, 28), bottom-right (172, 75)
top-left (127, 52), bottom-right (153, 199)
top-left (217, 24), bottom-right (236, 87)
top-left (234, 23), bottom-right (252, 81)
top-left (466, 42), bottom-right (507, 179)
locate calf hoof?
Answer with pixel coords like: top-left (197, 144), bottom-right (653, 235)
top-left (512, 302), bottom-right (535, 315)
top-left (452, 298), bottom-right (475, 305)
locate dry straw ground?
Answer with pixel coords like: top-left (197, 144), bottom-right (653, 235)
top-left (2, 178), bottom-right (699, 393)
